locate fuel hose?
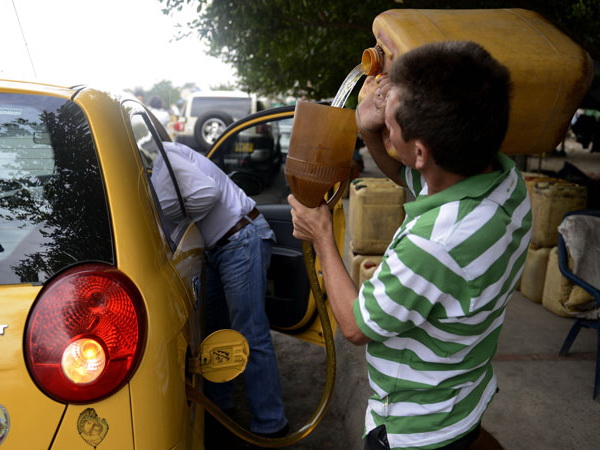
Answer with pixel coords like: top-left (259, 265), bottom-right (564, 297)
top-left (185, 238), bottom-right (337, 448)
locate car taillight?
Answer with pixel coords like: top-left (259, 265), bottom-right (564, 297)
top-left (174, 120), bottom-right (185, 132)
top-left (24, 263), bottom-right (146, 404)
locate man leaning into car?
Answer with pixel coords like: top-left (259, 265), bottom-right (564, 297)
top-left (151, 141), bottom-right (289, 441)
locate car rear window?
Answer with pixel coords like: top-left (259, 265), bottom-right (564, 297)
top-left (190, 97), bottom-right (252, 119)
top-left (0, 93), bottom-right (113, 285)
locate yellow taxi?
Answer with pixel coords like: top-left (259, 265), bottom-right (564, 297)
top-left (0, 80), bottom-right (342, 449)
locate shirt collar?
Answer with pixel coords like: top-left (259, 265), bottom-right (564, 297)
top-left (404, 153), bottom-right (516, 218)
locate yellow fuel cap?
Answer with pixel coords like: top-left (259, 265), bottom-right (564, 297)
top-left (190, 329), bottom-right (250, 383)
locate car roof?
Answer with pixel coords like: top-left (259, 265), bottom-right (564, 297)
top-left (0, 78), bottom-right (139, 104)
top-left (0, 79), bottom-right (154, 126)
top-left (0, 78), bottom-right (83, 99)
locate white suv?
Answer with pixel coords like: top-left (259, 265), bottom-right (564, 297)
top-left (173, 90), bottom-right (267, 152)
top-left (172, 90), bottom-right (282, 188)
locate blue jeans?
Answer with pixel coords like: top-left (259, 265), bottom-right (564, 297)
top-left (204, 215), bottom-right (288, 434)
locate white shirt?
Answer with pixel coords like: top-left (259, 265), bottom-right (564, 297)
top-left (152, 141), bottom-right (256, 247)
top-left (150, 107), bottom-right (171, 128)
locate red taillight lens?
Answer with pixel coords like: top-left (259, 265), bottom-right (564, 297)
top-left (174, 120), bottom-right (185, 132)
top-left (25, 264), bottom-right (146, 404)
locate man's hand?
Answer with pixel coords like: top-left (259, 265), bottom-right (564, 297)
top-left (356, 74), bottom-right (405, 186)
top-left (287, 194), bottom-right (333, 246)
top-left (356, 73), bottom-right (391, 134)
top-left (288, 193), bottom-right (370, 345)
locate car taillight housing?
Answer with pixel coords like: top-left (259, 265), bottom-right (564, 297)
top-left (24, 263), bottom-right (146, 404)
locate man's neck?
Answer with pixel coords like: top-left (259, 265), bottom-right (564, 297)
top-left (421, 167), bottom-right (466, 195)
top-left (421, 162), bottom-right (496, 195)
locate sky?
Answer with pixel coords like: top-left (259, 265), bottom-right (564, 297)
top-left (0, 0), bottom-right (238, 92)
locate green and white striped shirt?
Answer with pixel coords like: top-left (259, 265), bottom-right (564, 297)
top-left (354, 154), bottom-right (532, 449)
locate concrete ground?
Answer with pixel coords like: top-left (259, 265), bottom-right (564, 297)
top-left (482, 292), bottom-right (599, 450)
top-left (525, 134), bottom-right (600, 179)
top-left (223, 143), bottom-right (600, 449)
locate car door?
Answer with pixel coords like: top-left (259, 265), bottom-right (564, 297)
top-left (205, 105), bottom-right (341, 347)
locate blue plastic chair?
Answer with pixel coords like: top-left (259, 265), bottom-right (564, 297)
top-left (557, 209), bottom-right (600, 399)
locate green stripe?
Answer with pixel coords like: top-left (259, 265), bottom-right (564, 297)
top-left (354, 297), bottom-right (388, 341)
top-left (378, 367), bottom-right (494, 436)
top-left (429, 307), bottom-right (505, 337)
top-left (470, 234), bottom-right (527, 293)
top-left (405, 167), bottom-right (423, 196)
top-left (393, 239), bottom-right (472, 312)
top-left (367, 325), bottom-right (502, 382)
top-left (450, 179), bottom-right (527, 267)
top-left (456, 197), bottom-right (481, 221)
top-left (360, 258), bottom-right (433, 333)
top-left (449, 213), bottom-right (508, 267)
top-left (411, 209), bottom-right (437, 241)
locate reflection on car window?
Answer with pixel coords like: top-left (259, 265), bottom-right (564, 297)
top-left (0, 94), bottom-right (113, 284)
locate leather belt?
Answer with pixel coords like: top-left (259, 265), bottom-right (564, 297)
top-left (215, 207), bottom-right (260, 247)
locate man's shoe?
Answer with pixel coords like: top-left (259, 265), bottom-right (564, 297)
top-left (254, 423), bottom-right (290, 438)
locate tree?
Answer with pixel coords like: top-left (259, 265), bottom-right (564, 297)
top-left (160, 0), bottom-right (399, 100)
top-left (147, 80), bottom-right (184, 109)
top-left (127, 80), bottom-right (189, 109)
top-left (159, 0), bottom-right (599, 101)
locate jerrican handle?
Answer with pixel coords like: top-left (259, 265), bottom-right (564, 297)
top-left (325, 178), bottom-right (350, 209)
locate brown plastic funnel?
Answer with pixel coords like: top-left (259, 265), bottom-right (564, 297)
top-left (285, 101), bottom-right (358, 208)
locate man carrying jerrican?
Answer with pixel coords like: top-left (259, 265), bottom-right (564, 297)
top-left (288, 41), bottom-right (532, 449)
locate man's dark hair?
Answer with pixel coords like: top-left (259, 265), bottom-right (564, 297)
top-left (390, 41), bottom-right (512, 176)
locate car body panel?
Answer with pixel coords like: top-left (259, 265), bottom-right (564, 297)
top-left (52, 392), bottom-right (134, 449)
top-left (0, 80), bottom-right (204, 448)
top-left (0, 285), bottom-right (66, 448)
top-left (0, 78), bottom-right (77, 98)
top-left (0, 84), bottom-right (80, 448)
top-left (75, 92), bottom-right (205, 449)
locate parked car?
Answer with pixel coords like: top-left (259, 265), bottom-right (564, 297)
top-left (172, 90), bottom-right (281, 188)
top-left (278, 117), bottom-right (294, 160)
top-left (0, 80), bottom-right (340, 449)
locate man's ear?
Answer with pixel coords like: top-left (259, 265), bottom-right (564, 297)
top-left (414, 140), bottom-right (430, 171)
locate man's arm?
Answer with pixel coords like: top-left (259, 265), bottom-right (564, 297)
top-left (170, 152), bottom-right (221, 222)
top-left (288, 195), bottom-right (369, 345)
top-left (361, 127), bottom-right (404, 185)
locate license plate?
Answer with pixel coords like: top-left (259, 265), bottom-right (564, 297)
top-left (234, 142), bottom-right (254, 153)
